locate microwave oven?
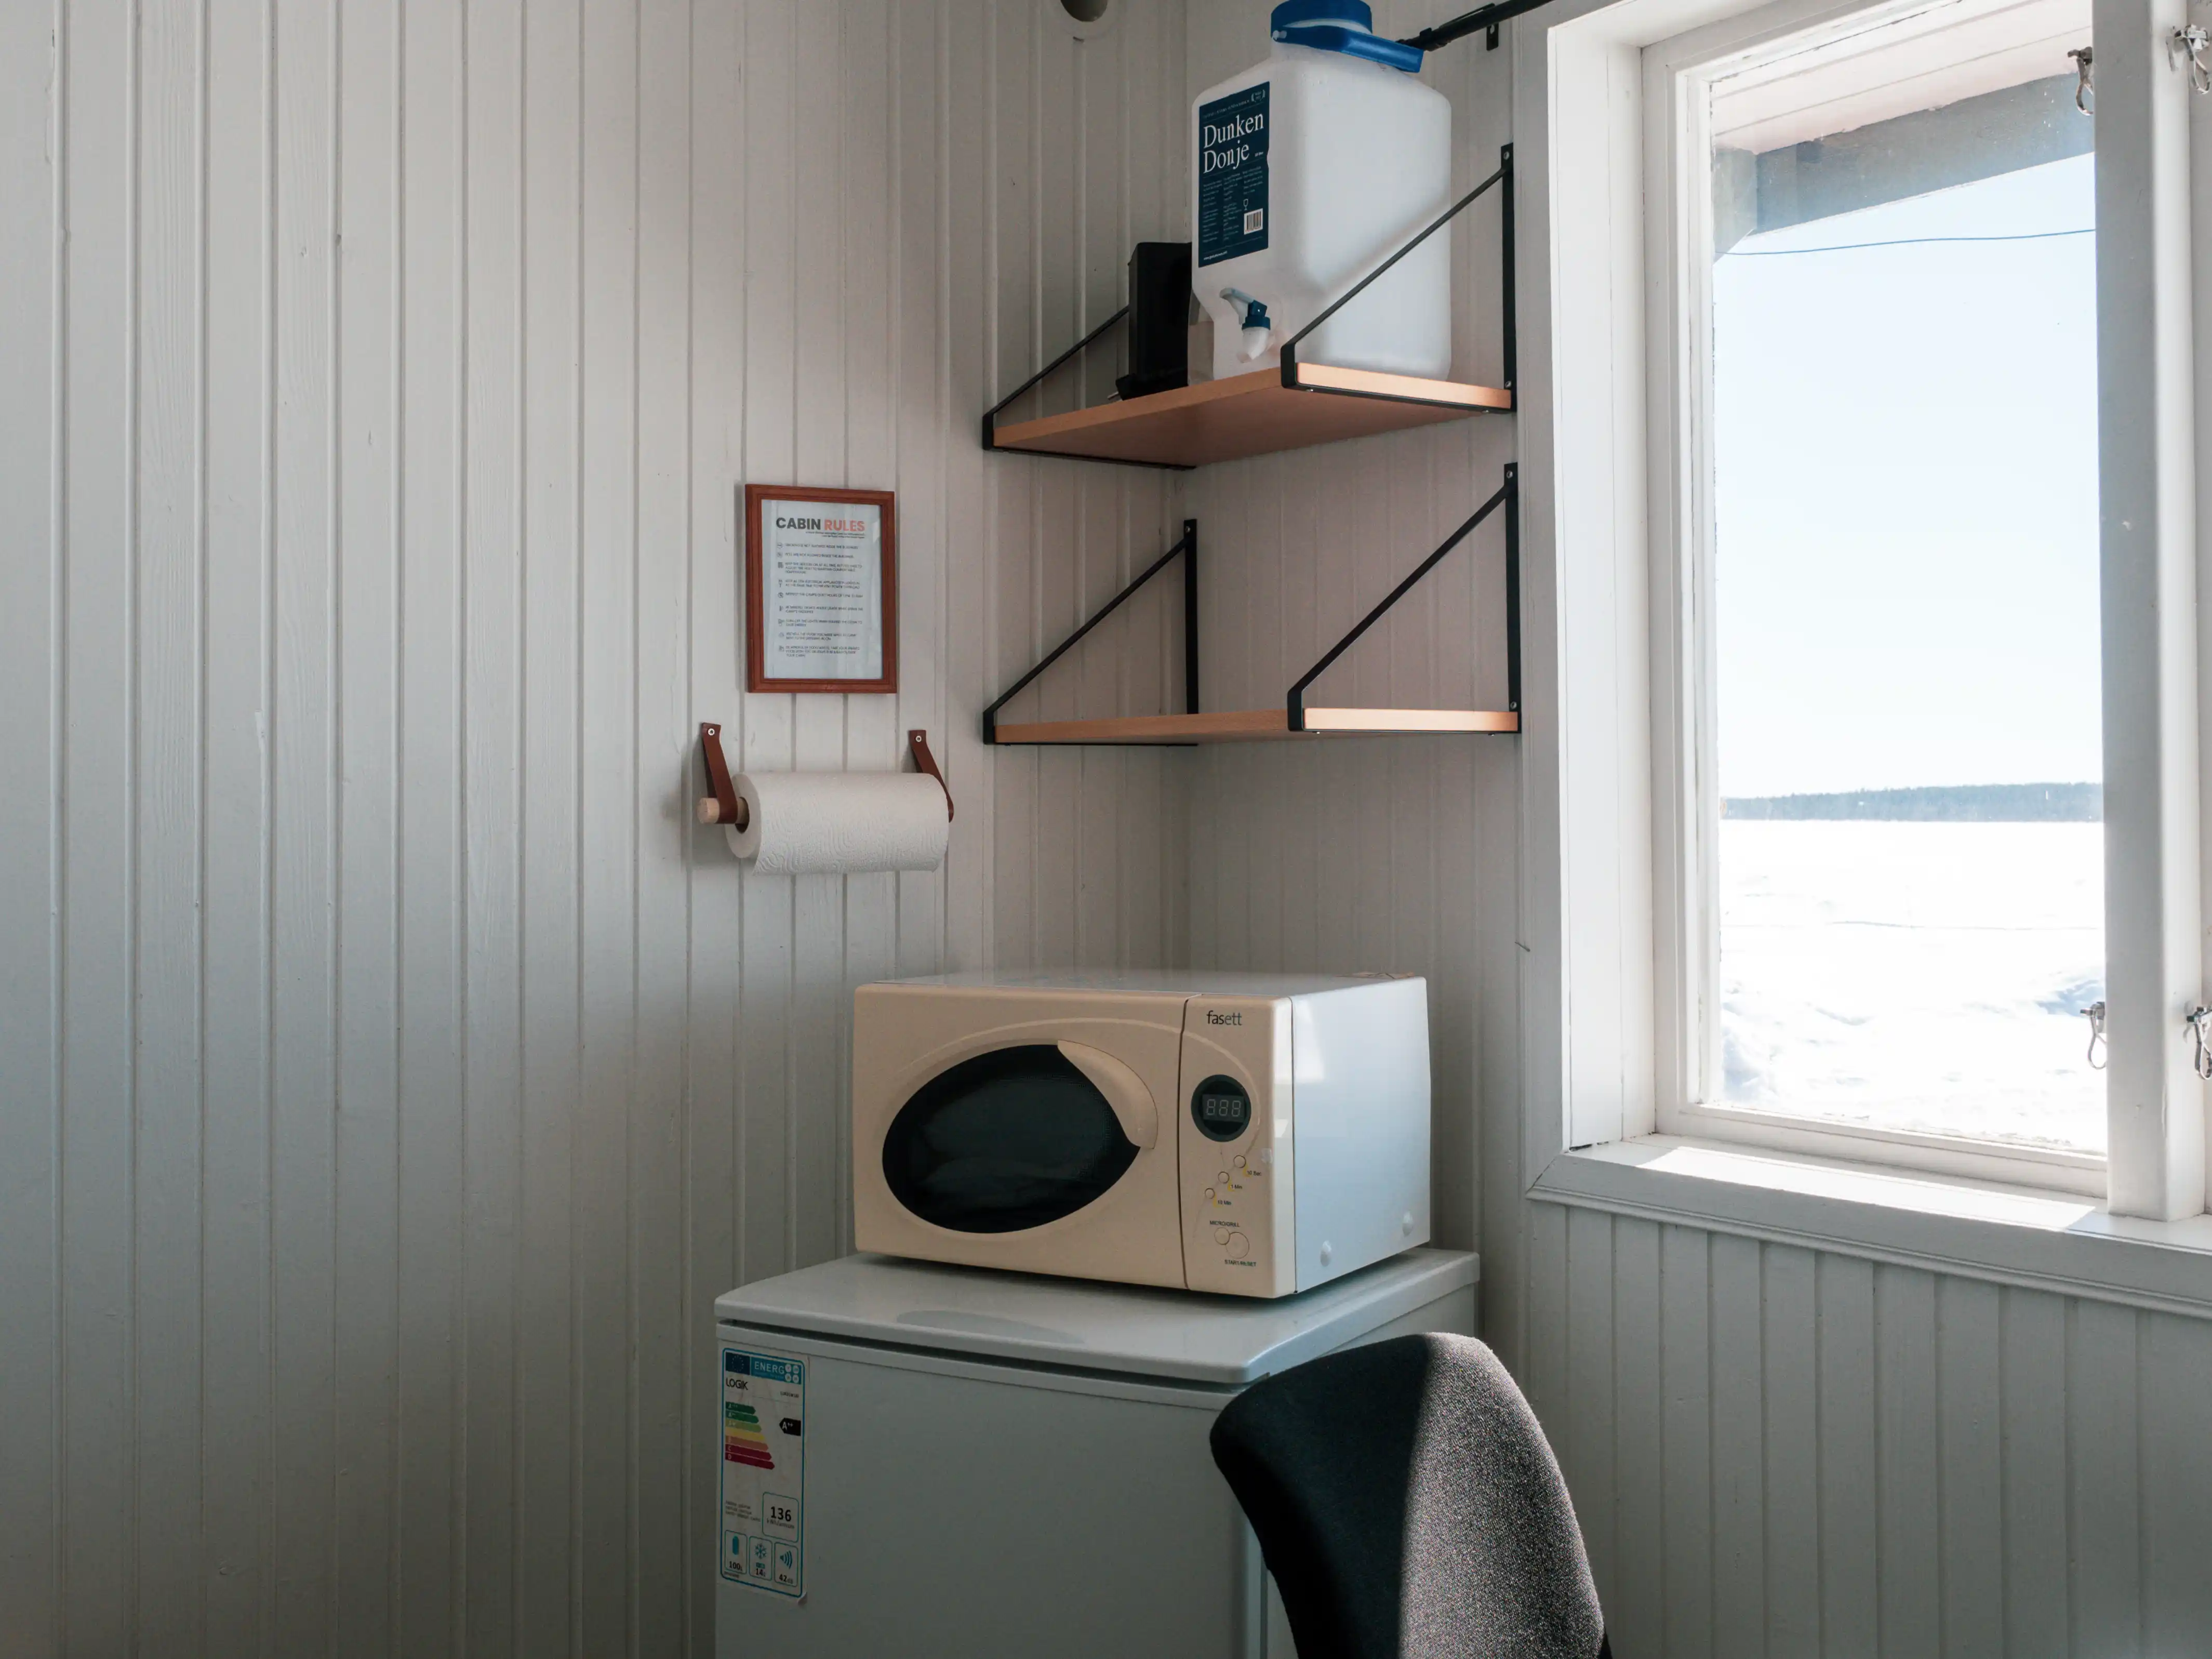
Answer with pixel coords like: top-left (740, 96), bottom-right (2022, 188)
top-left (851, 970), bottom-right (1430, 1298)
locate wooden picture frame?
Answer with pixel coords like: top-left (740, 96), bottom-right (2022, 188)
top-left (743, 483), bottom-right (898, 694)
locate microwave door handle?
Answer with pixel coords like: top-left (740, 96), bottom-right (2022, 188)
top-left (1056, 1042), bottom-right (1160, 1150)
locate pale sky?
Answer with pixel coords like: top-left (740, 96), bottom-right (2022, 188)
top-left (1713, 152), bottom-right (2100, 799)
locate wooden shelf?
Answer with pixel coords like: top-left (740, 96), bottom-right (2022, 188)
top-left (988, 707), bottom-right (1520, 745)
top-left (988, 364), bottom-right (1512, 469)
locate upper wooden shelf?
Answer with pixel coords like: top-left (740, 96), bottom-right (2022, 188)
top-left (987, 363), bottom-right (1512, 470)
top-left (989, 707), bottom-right (1520, 745)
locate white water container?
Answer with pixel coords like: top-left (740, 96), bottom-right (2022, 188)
top-left (1191, 1), bottom-right (1451, 383)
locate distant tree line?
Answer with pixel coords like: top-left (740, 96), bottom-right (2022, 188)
top-left (1721, 782), bottom-right (2100, 821)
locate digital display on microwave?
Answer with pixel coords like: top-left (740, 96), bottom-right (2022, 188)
top-left (1191, 1074), bottom-right (1251, 1142)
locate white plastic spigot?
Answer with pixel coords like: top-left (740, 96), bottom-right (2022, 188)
top-left (1220, 288), bottom-right (1273, 362)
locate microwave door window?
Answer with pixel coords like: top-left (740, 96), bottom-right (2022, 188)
top-left (882, 1045), bottom-right (1141, 1233)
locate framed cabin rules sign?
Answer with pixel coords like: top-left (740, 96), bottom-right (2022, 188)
top-left (743, 484), bottom-right (898, 694)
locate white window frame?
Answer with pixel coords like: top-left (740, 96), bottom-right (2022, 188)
top-left (1513, 0), bottom-right (2211, 1220)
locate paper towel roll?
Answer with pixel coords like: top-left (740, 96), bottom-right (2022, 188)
top-left (723, 771), bottom-right (950, 874)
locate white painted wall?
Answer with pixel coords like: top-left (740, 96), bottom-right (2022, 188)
top-left (0, 1), bottom-right (1188, 1652)
top-left (1523, 1208), bottom-right (2212, 1657)
top-left (1182, 0), bottom-right (1523, 1260)
top-left (14, 0), bottom-right (2210, 1652)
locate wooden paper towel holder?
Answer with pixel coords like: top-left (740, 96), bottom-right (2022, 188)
top-left (695, 721), bottom-right (954, 831)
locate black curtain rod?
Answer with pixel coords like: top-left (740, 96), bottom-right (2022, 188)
top-left (1399, 0), bottom-right (1557, 51)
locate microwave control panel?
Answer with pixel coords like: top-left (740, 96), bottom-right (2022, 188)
top-left (1178, 997), bottom-right (1295, 1297)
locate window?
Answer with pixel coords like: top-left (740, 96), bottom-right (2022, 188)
top-left (1654, 0), bottom-right (2115, 1188)
top-left (1536, 0), bottom-right (2212, 1225)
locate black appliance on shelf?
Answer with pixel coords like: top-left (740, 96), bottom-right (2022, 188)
top-left (1115, 241), bottom-right (1193, 403)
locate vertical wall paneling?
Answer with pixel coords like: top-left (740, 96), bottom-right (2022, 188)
top-left (1511, 1216), bottom-right (2212, 1656)
top-left (397, 0), bottom-right (467, 1644)
top-left (134, 0), bottom-right (207, 1648)
top-left (515, 0), bottom-right (586, 1649)
top-left (683, 1), bottom-right (746, 1647)
top-left (2064, 1299), bottom-right (2140, 1658)
top-left (1758, 1246), bottom-right (1821, 1658)
top-left (1814, 1255), bottom-right (1877, 1658)
top-left (735, 0), bottom-right (795, 1313)
top-left (839, 0), bottom-right (894, 1289)
top-left (460, 0), bottom-right (526, 1647)
top-left (1563, 1207), bottom-right (1618, 1599)
top-left (1510, 1215), bottom-right (2212, 1656)
top-left (1522, 1198), bottom-right (1571, 1428)
top-left (203, 0), bottom-right (276, 1648)
top-left (1181, 0), bottom-right (1516, 1255)
top-left (935, 0), bottom-right (981, 993)
top-left (2000, 1292), bottom-right (2071, 1659)
top-left (890, 0), bottom-right (942, 977)
top-left (1938, 1276), bottom-right (2007, 1658)
top-left (788, 0), bottom-right (849, 1290)
top-left (0, 2), bottom-right (60, 1651)
top-left (1704, 1232), bottom-right (1765, 1657)
top-left (331, 0), bottom-right (404, 1647)
top-left (1608, 1218), bottom-right (1664, 1652)
top-left (2139, 1314), bottom-right (2212, 1654)
top-left (635, 1), bottom-right (695, 1649)
top-left (574, 2), bottom-right (642, 1644)
top-left (1875, 1266), bottom-right (1943, 1659)
top-left (1655, 1226), bottom-right (1713, 1659)
top-left (4, 3), bottom-right (1191, 1651)
top-left (984, 1), bottom-right (1184, 981)
top-left (60, 0), bottom-right (138, 1648)
top-left (28, 4), bottom-right (2212, 1654)
top-left (269, 0), bottom-right (342, 1644)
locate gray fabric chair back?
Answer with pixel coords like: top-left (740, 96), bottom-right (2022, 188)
top-left (1210, 1332), bottom-right (1608, 1659)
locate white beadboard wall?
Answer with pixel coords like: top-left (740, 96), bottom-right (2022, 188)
top-left (1177, 4), bottom-right (2212, 1656)
top-left (1519, 1208), bottom-right (2212, 1658)
top-left (16, 0), bottom-right (2212, 1653)
top-left (0, 1), bottom-right (1187, 1653)
top-left (1181, 0), bottom-right (1521, 1285)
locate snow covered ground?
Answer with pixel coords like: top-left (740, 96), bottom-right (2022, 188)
top-left (1718, 819), bottom-right (2106, 1151)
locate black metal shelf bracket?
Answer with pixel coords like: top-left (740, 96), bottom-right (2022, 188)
top-left (1285, 463), bottom-right (1520, 731)
top-left (1279, 143), bottom-right (1515, 406)
top-left (981, 521), bottom-right (1200, 744)
top-left (980, 468), bottom-right (1519, 745)
top-left (981, 304), bottom-right (1197, 471)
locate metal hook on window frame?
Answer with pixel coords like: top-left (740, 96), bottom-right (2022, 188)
top-left (2170, 27), bottom-right (2211, 94)
top-left (2189, 1005), bottom-right (2212, 1081)
top-left (2068, 45), bottom-right (2095, 111)
top-left (2085, 999), bottom-right (2108, 1070)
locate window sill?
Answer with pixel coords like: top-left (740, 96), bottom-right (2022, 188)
top-left (1530, 1135), bottom-right (2212, 1320)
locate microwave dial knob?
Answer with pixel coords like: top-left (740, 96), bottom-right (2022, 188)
top-left (1402, 1212), bottom-right (1415, 1236)
top-left (1318, 1241), bottom-right (1334, 1268)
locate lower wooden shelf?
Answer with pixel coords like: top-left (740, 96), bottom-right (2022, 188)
top-left (987, 707), bottom-right (1521, 745)
top-left (987, 364), bottom-right (1512, 469)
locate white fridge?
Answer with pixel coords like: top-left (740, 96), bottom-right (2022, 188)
top-left (713, 1247), bottom-right (1478, 1658)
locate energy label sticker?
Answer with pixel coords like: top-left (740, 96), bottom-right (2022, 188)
top-left (721, 1346), bottom-right (806, 1599)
